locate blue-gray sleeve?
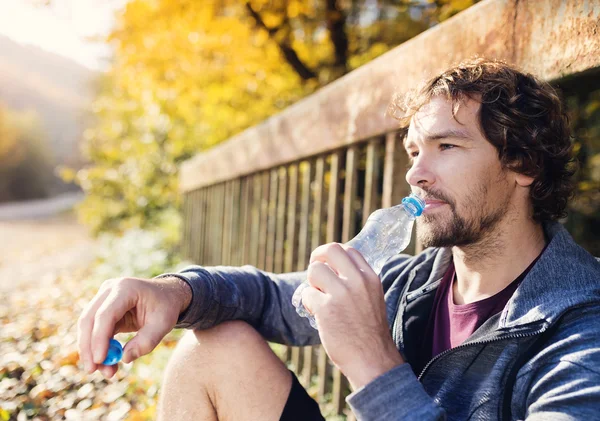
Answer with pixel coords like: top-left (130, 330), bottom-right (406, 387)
top-left (157, 265), bottom-right (320, 346)
top-left (521, 361), bottom-right (600, 420)
top-left (346, 364), bottom-right (446, 420)
top-left (514, 306), bottom-right (600, 420)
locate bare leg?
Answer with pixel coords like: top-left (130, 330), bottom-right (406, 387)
top-left (157, 321), bottom-right (293, 421)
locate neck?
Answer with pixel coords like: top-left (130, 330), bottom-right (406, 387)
top-left (451, 216), bottom-right (546, 305)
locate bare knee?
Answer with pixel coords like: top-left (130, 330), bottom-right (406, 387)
top-left (194, 320), bottom-right (269, 352)
top-left (164, 321), bottom-right (290, 390)
top-left (159, 321), bottom-right (292, 421)
top-left (164, 321), bottom-right (266, 380)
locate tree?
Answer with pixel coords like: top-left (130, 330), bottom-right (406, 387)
top-left (69, 0), bottom-right (479, 237)
top-left (0, 104), bottom-right (55, 202)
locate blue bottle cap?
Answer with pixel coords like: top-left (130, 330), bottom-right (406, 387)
top-left (102, 339), bottom-right (123, 366)
top-left (402, 193), bottom-right (425, 217)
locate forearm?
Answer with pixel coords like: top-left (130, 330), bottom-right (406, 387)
top-left (157, 265), bottom-right (321, 346)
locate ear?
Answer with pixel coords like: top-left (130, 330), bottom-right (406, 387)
top-left (515, 173), bottom-right (534, 187)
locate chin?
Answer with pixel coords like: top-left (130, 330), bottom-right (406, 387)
top-left (418, 216), bottom-right (444, 231)
top-left (420, 235), bottom-right (456, 249)
top-left (417, 222), bottom-right (455, 249)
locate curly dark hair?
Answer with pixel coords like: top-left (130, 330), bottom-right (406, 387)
top-left (389, 57), bottom-right (576, 223)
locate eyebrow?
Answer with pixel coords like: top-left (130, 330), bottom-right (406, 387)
top-left (403, 128), bottom-right (473, 149)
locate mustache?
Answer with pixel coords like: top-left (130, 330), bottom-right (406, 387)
top-left (416, 188), bottom-right (455, 207)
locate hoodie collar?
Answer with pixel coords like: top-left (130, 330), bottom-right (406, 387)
top-left (499, 221), bottom-right (600, 328)
top-left (420, 222), bottom-right (600, 329)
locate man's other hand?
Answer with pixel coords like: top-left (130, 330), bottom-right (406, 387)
top-left (77, 275), bottom-right (191, 378)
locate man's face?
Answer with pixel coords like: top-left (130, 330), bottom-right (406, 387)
top-left (404, 96), bottom-right (518, 248)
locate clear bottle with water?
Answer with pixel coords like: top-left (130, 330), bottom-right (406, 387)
top-left (291, 193), bottom-right (425, 329)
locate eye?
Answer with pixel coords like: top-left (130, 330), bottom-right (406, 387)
top-left (440, 144), bottom-right (456, 151)
top-left (405, 151), bottom-right (418, 168)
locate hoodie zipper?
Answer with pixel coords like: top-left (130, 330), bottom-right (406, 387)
top-left (417, 300), bottom-right (600, 380)
top-left (392, 268), bottom-right (419, 345)
top-left (417, 328), bottom-right (545, 380)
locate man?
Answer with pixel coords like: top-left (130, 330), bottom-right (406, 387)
top-left (78, 58), bottom-right (600, 420)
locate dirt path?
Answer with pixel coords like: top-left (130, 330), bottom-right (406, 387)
top-left (0, 192), bottom-right (84, 221)
top-left (0, 212), bottom-right (96, 293)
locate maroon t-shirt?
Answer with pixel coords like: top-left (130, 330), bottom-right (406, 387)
top-left (427, 253), bottom-right (543, 358)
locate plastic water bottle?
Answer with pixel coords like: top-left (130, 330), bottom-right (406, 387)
top-left (291, 193), bottom-right (425, 329)
top-left (102, 338), bottom-right (123, 366)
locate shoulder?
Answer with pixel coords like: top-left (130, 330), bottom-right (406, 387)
top-left (512, 304), bottom-right (600, 416)
top-left (379, 247), bottom-right (441, 286)
top-left (521, 303), bottom-right (600, 380)
top-left (547, 303), bottom-right (600, 356)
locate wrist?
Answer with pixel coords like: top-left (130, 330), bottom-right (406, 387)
top-left (176, 277), bottom-right (193, 315)
top-left (346, 349), bottom-right (405, 391)
top-left (155, 274), bottom-right (193, 316)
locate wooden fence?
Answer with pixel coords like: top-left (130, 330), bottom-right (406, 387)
top-left (181, 135), bottom-right (413, 417)
top-left (178, 0), bottom-right (600, 417)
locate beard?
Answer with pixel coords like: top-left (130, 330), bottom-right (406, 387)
top-left (416, 183), bottom-right (507, 248)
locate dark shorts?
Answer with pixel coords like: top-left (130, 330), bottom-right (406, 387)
top-left (280, 370), bottom-right (326, 421)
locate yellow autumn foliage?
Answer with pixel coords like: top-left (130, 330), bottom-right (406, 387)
top-left (71, 0), bottom-right (479, 238)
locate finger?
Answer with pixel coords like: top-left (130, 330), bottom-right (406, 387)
top-left (301, 284), bottom-right (327, 316)
top-left (306, 261), bottom-right (345, 295)
top-left (343, 246), bottom-right (376, 276)
top-left (121, 321), bottom-right (169, 364)
top-left (310, 243), bottom-right (363, 282)
top-left (345, 247), bottom-right (383, 293)
top-left (99, 364), bottom-right (118, 379)
top-left (113, 311), bottom-right (137, 335)
top-left (77, 287), bottom-right (111, 373)
top-left (91, 287), bottom-right (136, 364)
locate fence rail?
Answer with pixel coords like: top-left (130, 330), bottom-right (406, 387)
top-left (178, 0), bottom-right (600, 417)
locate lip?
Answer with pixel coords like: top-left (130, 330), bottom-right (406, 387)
top-left (423, 200), bottom-right (447, 213)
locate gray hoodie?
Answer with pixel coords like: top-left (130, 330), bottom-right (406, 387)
top-left (163, 221), bottom-right (600, 420)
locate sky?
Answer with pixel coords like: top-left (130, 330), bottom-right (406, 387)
top-left (0, 0), bottom-right (127, 71)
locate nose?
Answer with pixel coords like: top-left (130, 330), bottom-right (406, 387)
top-left (405, 153), bottom-right (436, 188)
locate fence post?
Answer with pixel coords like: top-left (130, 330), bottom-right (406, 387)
top-left (240, 177), bottom-right (251, 265)
top-left (363, 138), bottom-right (382, 223)
top-left (301, 156), bottom-right (326, 387)
top-left (283, 163), bottom-right (300, 363)
top-left (266, 169), bottom-right (279, 272)
top-left (291, 160), bottom-right (314, 372)
top-left (332, 146), bottom-right (359, 415)
top-left (258, 172), bottom-right (270, 269)
top-left (274, 167), bottom-right (288, 273)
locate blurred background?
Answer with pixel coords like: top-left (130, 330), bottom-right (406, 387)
top-left (0, 0), bottom-right (598, 420)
